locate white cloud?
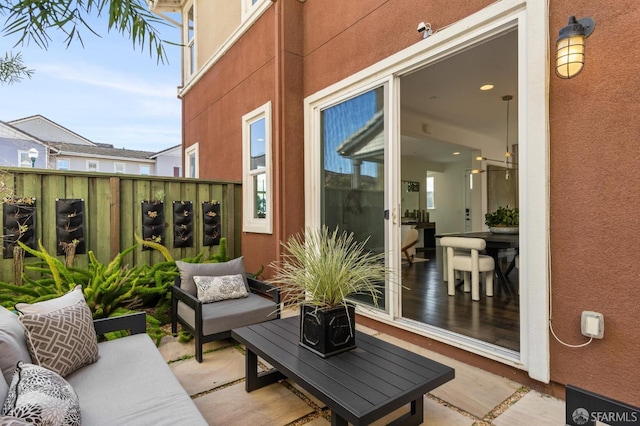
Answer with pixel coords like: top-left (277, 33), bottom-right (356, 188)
top-left (36, 62), bottom-right (178, 99)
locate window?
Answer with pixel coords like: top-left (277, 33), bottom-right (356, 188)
top-left (18, 151), bottom-right (30, 167)
top-left (57, 159), bottom-right (70, 170)
top-left (139, 165), bottom-right (150, 175)
top-left (185, 143), bottom-right (199, 178)
top-left (173, 166), bottom-right (181, 177)
top-left (242, 102), bottom-right (272, 234)
top-left (426, 176), bottom-right (435, 209)
top-left (242, 0), bottom-right (263, 18)
top-left (114, 163), bottom-right (125, 174)
top-left (185, 3), bottom-right (195, 78)
top-left (87, 160), bottom-right (98, 172)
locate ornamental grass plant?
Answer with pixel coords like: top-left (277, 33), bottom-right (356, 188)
top-left (268, 226), bottom-right (388, 310)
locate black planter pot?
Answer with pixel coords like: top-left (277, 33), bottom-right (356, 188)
top-left (299, 304), bottom-right (356, 358)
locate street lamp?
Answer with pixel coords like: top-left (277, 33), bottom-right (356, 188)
top-left (28, 148), bottom-right (39, 168)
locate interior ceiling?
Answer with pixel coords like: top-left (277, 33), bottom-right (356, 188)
top-left (401, 30), bottom-right (518, 163)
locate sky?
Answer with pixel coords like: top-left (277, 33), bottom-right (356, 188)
top-left (0, 10), bottom-right (183, 153)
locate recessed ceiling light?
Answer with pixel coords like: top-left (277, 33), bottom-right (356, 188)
top-left (453, 151), bottom-right (460, 155)
top-left (480, 84), bottom-right (494, 91)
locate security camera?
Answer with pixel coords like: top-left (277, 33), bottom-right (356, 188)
top-left (417, 22), bottom-right (433, 38)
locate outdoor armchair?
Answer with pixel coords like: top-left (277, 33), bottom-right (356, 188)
top-left (172, 258), bottom-right (280, 363)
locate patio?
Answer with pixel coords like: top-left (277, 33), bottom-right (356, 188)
top-left (159, 309), bottom-right (564, 425)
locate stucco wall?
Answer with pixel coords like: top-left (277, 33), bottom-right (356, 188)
top-left (196, 0), bottom-right (241, 70)
top-left (182, 2), bottom-right (305, 275)
top-left (548, 0), bottom-right (640, 406)
top-left (181, 0), bottom-right (640, 404)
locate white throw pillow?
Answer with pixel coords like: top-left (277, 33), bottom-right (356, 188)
top-left (14, 285), bottom-right (84, 315)
top-left (1, 362), bottom-right (81, 425)
top-left (194, 274), bottom-right (249, 303)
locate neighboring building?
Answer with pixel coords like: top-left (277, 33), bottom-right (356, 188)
top-left (0, 121), bottom-right (49, 169)
top-left (150, 145), bottom-right (182, 177)
top-left (2, 115), bottom-right (181, 176)
top-left (150, 0), bottom-right (640, 406)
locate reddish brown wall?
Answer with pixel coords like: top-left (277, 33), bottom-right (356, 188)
top-left (301, 0), bottom-right (494, 96)
top-left (182, 1), bottom-right (305, 276)
top-left (549, 0), bottom-right (640, 406)
top-left (182, 0), bottom-right (640, 404)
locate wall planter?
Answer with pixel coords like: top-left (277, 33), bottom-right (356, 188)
top-left (2, 197), bottom-right (36, 259)
top-left (299, 304), bottom-right (356, 358)
top-left (202, 201), bottom-right (221, 247)
top-left (55, 199), bottom-right (86, 257)
top-left (173, 201), bottom-right (193, 248)
top-left (141, 200), bottom-right (165, 249)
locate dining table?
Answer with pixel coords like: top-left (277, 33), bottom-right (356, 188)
top-left (435, 231), bottom-right (519, 298)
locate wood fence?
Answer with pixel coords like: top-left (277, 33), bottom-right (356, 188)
top-left (0, 168), bottom-right (242, 283)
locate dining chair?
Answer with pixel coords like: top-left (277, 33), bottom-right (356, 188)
top-left (401, 228), bottom-right (420, 265)
top-left (440, 237), bottom-right (495, 301)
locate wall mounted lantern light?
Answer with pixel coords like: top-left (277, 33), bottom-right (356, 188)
top-left (555, 16), bottom-right (596, 79)
top-left (28, 148), bottom-right (39, 168)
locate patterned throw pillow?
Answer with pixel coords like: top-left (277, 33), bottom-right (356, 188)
top-left (15, 285), bottom-right (84, 316)
top-left (2, 362), bottom-right (81, 426)
top-left (19, 300), bottom-right (99, 378)
top-left (194, 274), bottom-right (249, 303)
top-left (176, 257), bottom-right (249, 297)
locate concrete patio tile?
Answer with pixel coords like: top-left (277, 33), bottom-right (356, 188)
top-left (287, 380), bottom-right (326, 409)
top-left (169, 346), bottom-right (246, 395)
top-left (493, 390), bottom-right (565, 426)
top-left (194, 381), bottom-right (315, 425)
top-left (370, 396), bottom-right (474, 425)
top-left (157, 334), bottom-right (233, 362)
top-left (301, 416), bottom-right (330, 425)
top-left (374, 334), bottom-right (520, 419)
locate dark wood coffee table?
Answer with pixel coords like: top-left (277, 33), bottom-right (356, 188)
top-left (231, 317), bottom-right (455, 425)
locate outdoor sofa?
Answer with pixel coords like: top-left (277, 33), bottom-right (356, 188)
top-left (0, 294), bottom-right (207, 425)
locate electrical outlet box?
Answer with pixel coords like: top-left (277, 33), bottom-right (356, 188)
top-left (581, 311), bottom-right (604, 339)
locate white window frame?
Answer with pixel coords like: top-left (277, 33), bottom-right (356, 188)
top-left (114, 162), bottom-right (126, 174)
top-left (139, 165), bottom-right (150, 175)
top-left (86, 160), bottom-right (99, 172)
top-left (242, 101), bottom-right (272, 234)
top-left (57, 158), bottom-right (70, 170)
top-left (18, 151), bottom-right (30, 167)
top-left (185, 142), bottom-right (199, 178)
top-left (184, 1), bottom-right (196, 79)
top-left (426, 176), bottom-right (435, 209)
top-left (242, 0), bottom-right (264, 20)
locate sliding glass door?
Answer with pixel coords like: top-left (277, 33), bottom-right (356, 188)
top-left (319, 85), bottom-right (387, 310)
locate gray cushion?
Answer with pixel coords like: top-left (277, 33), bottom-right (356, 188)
top-left (177, 293), bottom-right (277, 336)
top-left (20, 300), bottom-right (99, 378)
top-left (2, 362), bottom-right (81, 425)
top-left (0, 307), bottom-right (31, 385)
top-left (0, 369), bottom-right (7, 408)
top-left (65, 334), bottom-right (207, 425)
top-left (176, 257), bottom-right (248, 296)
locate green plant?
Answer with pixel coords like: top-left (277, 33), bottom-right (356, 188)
top-left (485, 205), bottom-right (519, 227)
top-left (267, 226), bottom-right (388, 310)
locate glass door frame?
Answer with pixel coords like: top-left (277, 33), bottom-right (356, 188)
top-left (304, 0), bottom-right (550, 383)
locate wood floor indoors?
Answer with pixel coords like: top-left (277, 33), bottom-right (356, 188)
top-left (401, 248), bottom-right (520, 352)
